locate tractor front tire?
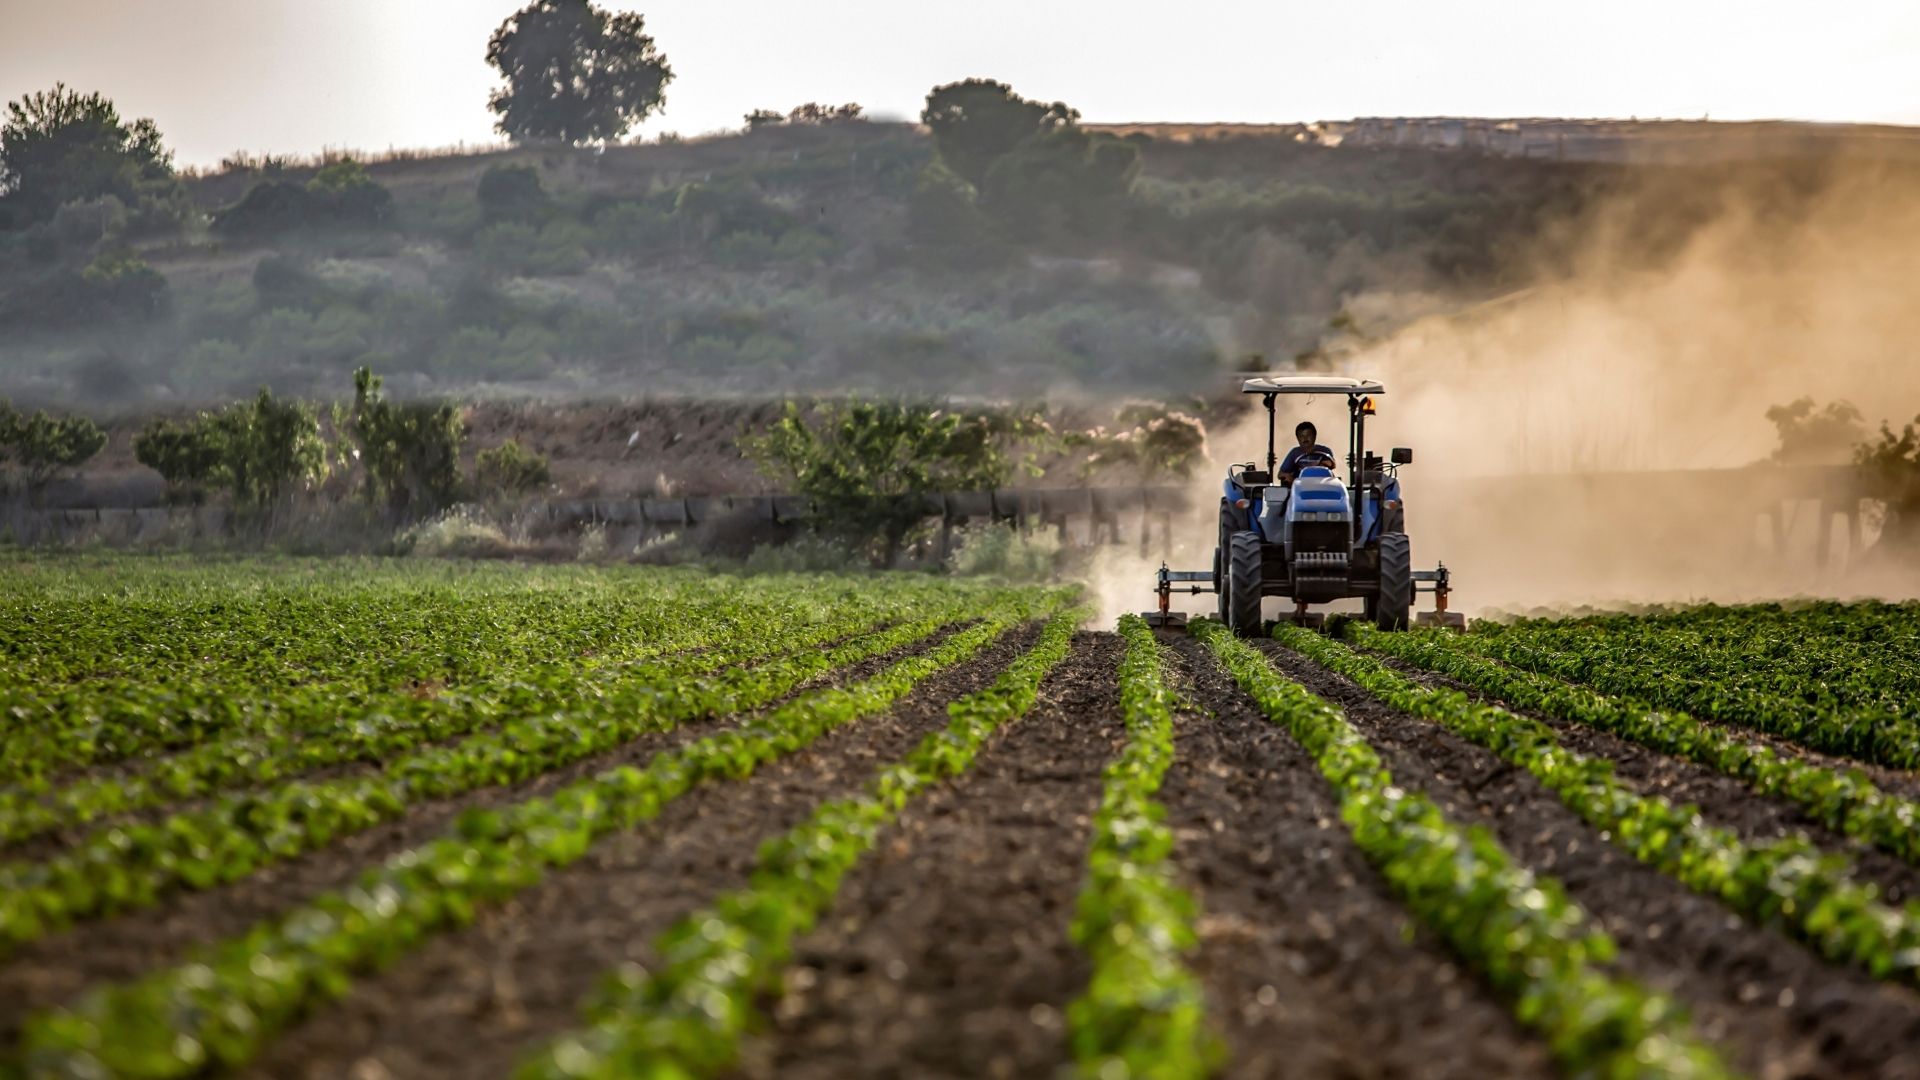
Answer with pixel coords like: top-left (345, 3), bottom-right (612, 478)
top-left (1375, 532), bottom-right (1413, 631)
top-left (1213, 545), bottom-right (1228, 623)
top-left (1228, 531), bottom-right (1264, 637)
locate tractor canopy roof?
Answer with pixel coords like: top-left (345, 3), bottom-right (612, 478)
top-left (1241, 375), bottom-right (1385, 395)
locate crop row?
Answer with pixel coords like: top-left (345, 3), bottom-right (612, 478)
top-left (1195, 621), bottom-right (1732, 1077)
top-left (0, 597), bottom-right (906, 848)
top-left (512, 607), bottom-right (1084, 1078)
top-left (1458, 627), bottom-right (1920, 770)
top-left (0, 591), bottom-right (1025, 953)
top-left (1063, 615), bottom-right (1217, 1079)
top-left (1280, 627), bottom-right (1920, 989)
top-left (0, 570), bottom-right (968, 786)
top-left (1475, 602), bottom-right (1920, 718)
top-left (0, 560), bottom-right (726, 691)
top-left (15, 592), bottom-right (1074, 1078)
top-left (1350, 624), bottom-right (1920, 868)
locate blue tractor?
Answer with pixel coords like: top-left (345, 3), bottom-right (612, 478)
top-left (1150, 375), bottom-right (1462, 635)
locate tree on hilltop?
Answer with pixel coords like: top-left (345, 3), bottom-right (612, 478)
top-left (0, 84), bottom-right (178, 226)
top-left (486, 0), bottom-right (673, 145)
top-left (921, 79), bottom-right (1076, 190)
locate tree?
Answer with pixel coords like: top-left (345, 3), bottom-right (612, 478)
top-left (743, 399), bottom-right (1034, 564)
top-left (1768, 398), bottom-right (1866, 465)
top-left (131, 391), bottom-right (326, 511)
top-left (346, 367), bottom-right (464, 516)
top-left (0, 84), bottom-right (177, 226)
top-left (1, 406), bottom-right (106, 504)
top-left (486, 0), bottom-right (673, 144)
top-left (476, 438), bottom-right (551, 495)
top-left (921, 79), bottom-right (1075, 190)
top-left (477, 163), bottom-right (549, 221)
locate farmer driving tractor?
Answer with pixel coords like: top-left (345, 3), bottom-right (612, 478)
top-left (1277, 421), bottom-right (1336, 484)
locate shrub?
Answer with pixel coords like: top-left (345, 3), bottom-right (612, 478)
top-left (196, 390), bottom-right (328, 510)
top-left (395, 504), bottom-right (511, 557)
top-left (475, 438), bottom-right (551, 495)
top-left (478, 164), bottom-right (547, 222)
top-left (345, 366), bottom-right (465, 516)
top-left (945, 523), bottom-right (1060, 580)
top-left (0, 404), bottom-right (106, 501)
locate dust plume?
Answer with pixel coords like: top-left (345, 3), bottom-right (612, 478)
top-left (1090, 150), bottom-right (1920, 624)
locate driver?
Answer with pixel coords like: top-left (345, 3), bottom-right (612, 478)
top-left (1278, 422), bottom-right (1336, 484)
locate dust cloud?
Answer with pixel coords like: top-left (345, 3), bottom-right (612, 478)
top-left (1088, 153), bottom-right (1920, 625)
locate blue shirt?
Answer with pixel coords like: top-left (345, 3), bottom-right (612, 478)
top-left (1280, 444), bottom-right (1336, 477)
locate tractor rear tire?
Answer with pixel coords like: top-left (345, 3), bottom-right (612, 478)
top-left (1213, 545), bottom-right (1228, 623)
top-left (1228, 531), bottom-right (1264, 637)
top-left (1375, 532), bottom-right (1413, 631)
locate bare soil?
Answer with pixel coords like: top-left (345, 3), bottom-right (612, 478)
top-left (735, 632), bottom-right (1120, 1080)
top-left (0, 622), bottom-right (967, 1043)
top-left (1158, 638), bottom-right (1554, 1079)
top-left (240, 622), bottom-right (1042, 1080)
top-left (1263, 641), bottom-right (1920, 1080)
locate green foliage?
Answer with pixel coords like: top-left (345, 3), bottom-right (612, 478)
top-left (1067, 615), bottom-right (1219, 1077)
top-left (1470, 603), bottom-right (1920, 769)
top-left (921, 79), bottom-right (1077, 191)
top-left (486, 0), bottom-right (674, 144)
top-left (210, 159), bottom-right (392, 240)
top-left (1354, 621), bottom-right (1920, 869)
top-left (944, 523), bottom-right (1060, 580)
top-left (1284, 625), bottom-right (1920, 991)
top-left (475, 438), bottom-right (551, 495)
top-left (743, 398), bottom-right (1037, 558)
top-left (0, 250), bottom-right (168, 329)
top-left (130, 389), bottom-right (326, 510)
top-left (477, 163), bottom-right (549, 221)
top-left (11, 577), bottom-right (1056, 1076)
top-left (345, 366), bottom-right (465, 515)
top-left (513, 602), bottom-right (1077, 1078)
top-left (0, 405), bottom-right (106, 496)
top-left (1197, 621), bottom-right (1733, 1078)
top-left (0, 83), bottom-right (179, 227)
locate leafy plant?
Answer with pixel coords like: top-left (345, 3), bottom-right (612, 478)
top-left (344, 366), bottom-right (464, 516)
top-left (1199, 621), bottom-right (1732, 1077)
top-left (1, 405), bottom-right (106, 502)
top-left (475, 438), bottom-right (551, 496)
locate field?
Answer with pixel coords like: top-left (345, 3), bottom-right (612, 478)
top-left (2, 556), bottom-right (1919, 1078)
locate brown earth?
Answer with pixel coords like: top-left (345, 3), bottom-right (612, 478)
top-left (1159, 637), bottom-right (1553, 1079)
top-left (0, 619), bottom-right (963, 1042)
top-left (1261, 640), bottom-right (1920, 1080)
top-left (241, 621), bottom-right (1042, 1080)
top-left (735, 631), bottom-right (1120, 1080)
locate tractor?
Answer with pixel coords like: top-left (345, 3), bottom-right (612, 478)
top-left (1148, 375), bottom-right (1463, 634)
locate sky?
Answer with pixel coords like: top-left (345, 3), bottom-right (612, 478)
top-left (3, 0), bottom-right (1918, 168)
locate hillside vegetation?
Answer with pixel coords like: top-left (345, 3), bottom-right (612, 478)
top-left (1, 99), bottom-right (1695, 407)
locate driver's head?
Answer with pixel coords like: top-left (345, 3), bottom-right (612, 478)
top-left (1295, 421), bottom-right (1317, 448)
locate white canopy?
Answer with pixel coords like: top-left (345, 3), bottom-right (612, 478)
top-left (1241, 375), bottom-right (1385, 395)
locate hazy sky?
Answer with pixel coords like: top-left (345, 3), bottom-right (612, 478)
top-left (4, 0), bottom-right (1918, 167)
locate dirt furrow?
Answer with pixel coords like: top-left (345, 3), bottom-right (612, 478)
top-left (733, 631), bottom-right (1120, 1080)
top-left (1262, 641), bottom-right (1920, 1080)
top-left (1159, 637), bottom-right (1553, 1080)
top-left (237, 622), bottom-right (1041, 1080)
top-left (0, 624), bottom-right (969, 1044)
top-left (1378, 655), bottom-right (1920, 904)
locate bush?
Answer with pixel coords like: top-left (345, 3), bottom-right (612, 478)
top-left (0, 251), bottom-right (167, 328)
top-left (395, 504), bottom-right (511, 557)
top-left (211, 159), bottom-right (393, 239)
top-left (346, 366), bottom-right (465, 516)
top-left (478, 164), bottom-right (547, 222)
top-left (945, 522), bottom-right (1060, 580)
top-left (129, 389), bottom-right (327, 511)
top-left (475, 438), bottom-right (551, 495)
top-left (1, 404), bottom-right (106, 500)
